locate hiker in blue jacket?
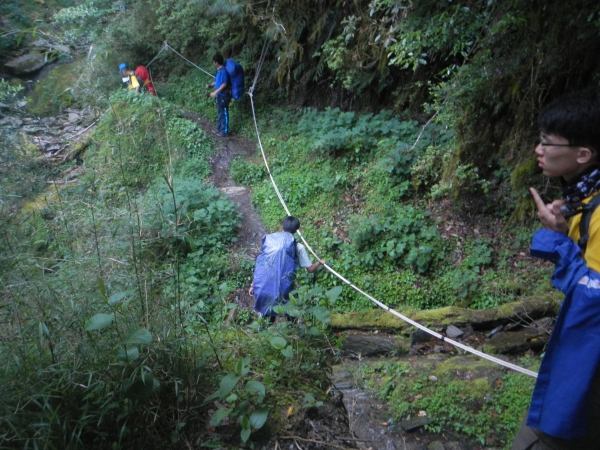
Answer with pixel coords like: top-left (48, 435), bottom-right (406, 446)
top-left (205, 53), bottom-right (231, 137)
top-left (512, 90), bottom-right (600, 449)
top-left (249, 216), bottom-right (325, 318)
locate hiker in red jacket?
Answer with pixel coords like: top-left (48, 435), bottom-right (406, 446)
top-left (119, 63), bottom-right (156, 96)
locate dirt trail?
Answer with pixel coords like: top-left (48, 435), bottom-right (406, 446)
top-left (184, 113), bottom-right (267, 309)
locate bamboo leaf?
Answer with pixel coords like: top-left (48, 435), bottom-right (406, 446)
top-left (123, 328), bottom-right (152, 345)
top-left (84, 313), bottom-right (113, 330)
top-left (116, 346), bottom-right (140, 362)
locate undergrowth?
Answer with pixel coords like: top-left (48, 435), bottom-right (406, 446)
top-left (243, 107), bottom-right (551, 312)
top-left (0, 91), bottom-right (338, 449)
top-left (355, 357), bottom-right (538, 449)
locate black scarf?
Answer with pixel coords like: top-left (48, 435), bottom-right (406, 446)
top-left (560, 166), bottom-right (600, 218)
top-left (562, 166), bottom-right (600, 203)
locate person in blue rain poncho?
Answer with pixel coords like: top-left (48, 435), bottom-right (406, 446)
top-left (249, 216), bottom-right (325, 319)
top-left (512, 90), bottom-right (600, 450)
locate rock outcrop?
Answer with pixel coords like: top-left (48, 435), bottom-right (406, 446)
top-left (4, 39), bottom-right (71, 76)
top-left (4, 52), bottom-right (57, 76)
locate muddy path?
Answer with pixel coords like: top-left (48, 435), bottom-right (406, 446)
top-left (183, 113), bottom-right (267, 311)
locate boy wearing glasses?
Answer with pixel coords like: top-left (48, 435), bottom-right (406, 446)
top-left (512, 90), bottom-right (600, 449)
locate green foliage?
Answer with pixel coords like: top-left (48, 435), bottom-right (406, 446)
top-left (4, 0), bottom-right (584, 445)
top-left (230, 156), bottom-right (267, 186)
top-left (199, 285), bottom-right (340, 445)
top-left (141, 178), bottom-right (240, 254)
top-left (0, 0), bottom-right (30, 33)
top-left (89, 91), bottom-right (213, 193)
top-left (153, 0), bottom-right (243, 51)
top-left (439, 238), bottom-right (494, 300)
top-left (297, 107), bottom-right (455, 200)
top-left (90, 92), bottom-right (165, 190)
top-left (54, 3), bottom-right (108, 26)
top-left (276, 285), bottom-right (342, 328)
top-left (1, 76), bottom-right (245, 450)
top-left (0, 79), bottom-right (24, 104)
top-left (162, 71), bottom-right (215, 114)
top-left (297, 108), bottom-right (408, 162)
top-left (204, 358), bottom-right (269, 444)
top-left (249, 107), bottom-right (544, 313)
top-left (356, 358), bottom-right (537, 448)
top-left (167, 117), bottom-right (211, 160)
top-left (416, 372), bottom-right (535, 446)
top-left (141, 176), bottom-right (240, 256)
top-left (25, 57), bottom-right (87, 116)
top-left (348, 205), bottom-right (439, 272)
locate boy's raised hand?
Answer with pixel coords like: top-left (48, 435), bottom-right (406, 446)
top-left (530, 187), bottom-right (569, 233)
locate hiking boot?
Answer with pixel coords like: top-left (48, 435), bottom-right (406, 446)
top-left (214, 132), bottom-right (227, 137)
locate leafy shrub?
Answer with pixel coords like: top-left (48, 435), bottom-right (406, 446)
top-left (297, 108), bottom-right (405, 161)
top-left (141, 176), bottom-right (241, 256)
top-left (348, 205), bottom-right (439, 272)
top-left (202, 285), bottom-right (342, 446)
top-left (167, 117), bottom-right (211, 160)
top-left (0, 0), bottom-right (29, 31)
top-left (90, 92), bottom-right (213, 194)
top-left (230, 156), bottom-right (267, 186)
top-left (90, 91), bottom-right (167, 190)
top-left (0, 79), bottom-right (24, 105)
top-left (439, 238), bottom-right (494, 300)
top-left (162, 72), bottom-right (215, 115)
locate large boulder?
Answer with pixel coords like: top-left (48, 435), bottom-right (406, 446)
top-left (31, 38), bottom-right (71, 56)
top-left (4, 52), bottom-right (57, 75)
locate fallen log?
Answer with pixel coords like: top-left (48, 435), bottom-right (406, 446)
top-left (330, 293), bottom-right (562, 334)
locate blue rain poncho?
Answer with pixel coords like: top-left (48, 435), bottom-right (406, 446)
top-left (253, 232), bottom-right (298, 316)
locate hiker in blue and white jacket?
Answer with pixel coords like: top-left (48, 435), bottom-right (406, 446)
top-left (512, 90), bottom-right (600, 450)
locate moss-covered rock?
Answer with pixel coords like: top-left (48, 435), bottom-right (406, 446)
top-left (26, 58), bottom-right (84, 116)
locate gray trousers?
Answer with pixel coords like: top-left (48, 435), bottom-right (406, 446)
top-left (511, 367), bottom-right (600, 450)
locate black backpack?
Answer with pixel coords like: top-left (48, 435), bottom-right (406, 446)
top-left (562, 193), bottom-right (600, 252)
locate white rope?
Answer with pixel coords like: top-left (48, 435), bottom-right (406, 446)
top-left (164, 42), bottom-right (215, 78)
top-left (146, 43), bottom-right (168, 68)
top-left (249, 40), bottom-right (270, 96)
top-left (247, 90), bottom-right (538, 379)
top-left (163, 41), bottom-right (539, 379)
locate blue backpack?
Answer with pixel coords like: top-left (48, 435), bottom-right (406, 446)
top-left (253, 232), bottom-right (298, 317)
top-left (225, 59), bottom-right (245, 100)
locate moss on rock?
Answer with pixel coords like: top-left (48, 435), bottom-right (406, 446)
top-left (26, 58), bottom-right (84, 116)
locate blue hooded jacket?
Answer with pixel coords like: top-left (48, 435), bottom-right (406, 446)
top-left (528, 229), bottom-right (600, 439)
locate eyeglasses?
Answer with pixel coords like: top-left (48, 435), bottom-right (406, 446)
top-left (539, 135), bottom-right (574, 148)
